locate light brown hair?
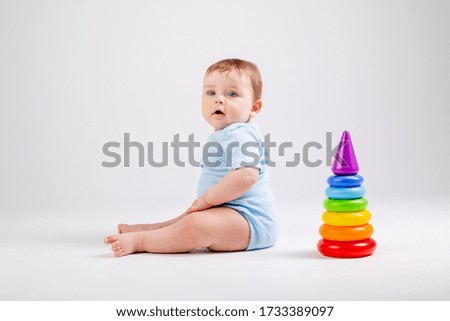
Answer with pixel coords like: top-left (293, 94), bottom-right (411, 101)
top-left (206, 58), bottom-right (262, 100)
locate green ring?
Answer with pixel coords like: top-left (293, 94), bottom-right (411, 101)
top-left (323, 198), bottom-right (368, 212)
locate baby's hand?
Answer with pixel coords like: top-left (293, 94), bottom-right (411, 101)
top-left (184, 195), bottom-right (213, 215)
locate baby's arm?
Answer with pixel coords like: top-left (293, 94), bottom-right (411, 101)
top-left (185, 167), bottom-right (258, 214)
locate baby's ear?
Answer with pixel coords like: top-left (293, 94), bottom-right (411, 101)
top-left (250, 100), bottom-right (262, 116)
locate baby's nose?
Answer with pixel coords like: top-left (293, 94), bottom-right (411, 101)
top-left (215, 95), bottom-right (225, 104)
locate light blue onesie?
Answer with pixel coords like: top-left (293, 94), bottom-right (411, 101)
top-left (197, 122), bottom-right (278, 250)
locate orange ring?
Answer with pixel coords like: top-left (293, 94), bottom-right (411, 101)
top-left (319, 224), bottom-right (373, 241)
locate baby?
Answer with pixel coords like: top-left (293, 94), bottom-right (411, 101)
top-left (104, 58), bottom-right (277, 257)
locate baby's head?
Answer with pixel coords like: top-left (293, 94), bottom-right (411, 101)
top-left (202, 58), bottom-right (263, 131)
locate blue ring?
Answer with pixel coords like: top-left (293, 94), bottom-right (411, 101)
top-left (327, 175), bottom-right (364, 187)
top-left (325, 186), bottom-right (366, 199)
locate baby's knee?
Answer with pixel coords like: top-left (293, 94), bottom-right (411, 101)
top-left (182, 213), bottom-right (216, 236)
top-left (180, 213), bottom-right (214, 246)
top-left (182, 213), bottom-right (207, 230)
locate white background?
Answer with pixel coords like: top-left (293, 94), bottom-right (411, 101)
top-left (1, 0), bottom-right (449, 300)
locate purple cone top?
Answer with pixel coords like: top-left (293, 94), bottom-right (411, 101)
top-left (332, 131), bottom-right (359, 175)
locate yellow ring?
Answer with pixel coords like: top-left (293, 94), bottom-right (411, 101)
top-left (319, 223), bottom-right (373, 241)
top-left (322, 210), bottom-right (371, 226)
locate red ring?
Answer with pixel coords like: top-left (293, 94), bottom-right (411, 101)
top-left (317, 238), bottom-right (376, 258)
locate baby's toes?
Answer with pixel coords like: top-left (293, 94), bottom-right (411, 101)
top-left (104, 235), bottom-right (118, 244)
top-left (114, 248), bottom-right (124, 257)
top-left (117, 224), bottom-right (126, 234)
top-left (111, 241), bottom-right (121, 250)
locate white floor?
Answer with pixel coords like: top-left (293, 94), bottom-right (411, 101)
top-left (1, 199), bottom-right (449, 301)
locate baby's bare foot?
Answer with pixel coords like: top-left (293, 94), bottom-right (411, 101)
top-left (118, 223), bottom-right (160, 234)
top-left (104, 234), bottom-right (141, 257)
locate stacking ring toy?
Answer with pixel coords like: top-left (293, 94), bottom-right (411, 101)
top-left (317, 238), bottom-right (376, 258)
top-left (319, 224), bottom-right (373, 241)
top-left (322, 210), bottom-right (371, 226)
top-left (323, 198), bottom-right (368, 212)
top-left (327, 175), bottom-right (364, 187)
top-left (325, 186), bottom-right (366, 200)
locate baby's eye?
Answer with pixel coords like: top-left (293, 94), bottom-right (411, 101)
top-left (227, 91), bottom-right (238, 97)
top-left (206, 90), bottom-right (215, 96)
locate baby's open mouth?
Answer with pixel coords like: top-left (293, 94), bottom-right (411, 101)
top-left (213, 110), bottom-right (224, 115)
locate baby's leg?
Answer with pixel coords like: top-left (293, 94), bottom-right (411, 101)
top-left (104, 207), bottom-right (250, 257)
top-left (118, 213), bottom-right (187, 233)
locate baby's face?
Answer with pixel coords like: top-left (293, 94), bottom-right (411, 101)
top-left (202, 70), bottom-right (261, 131)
